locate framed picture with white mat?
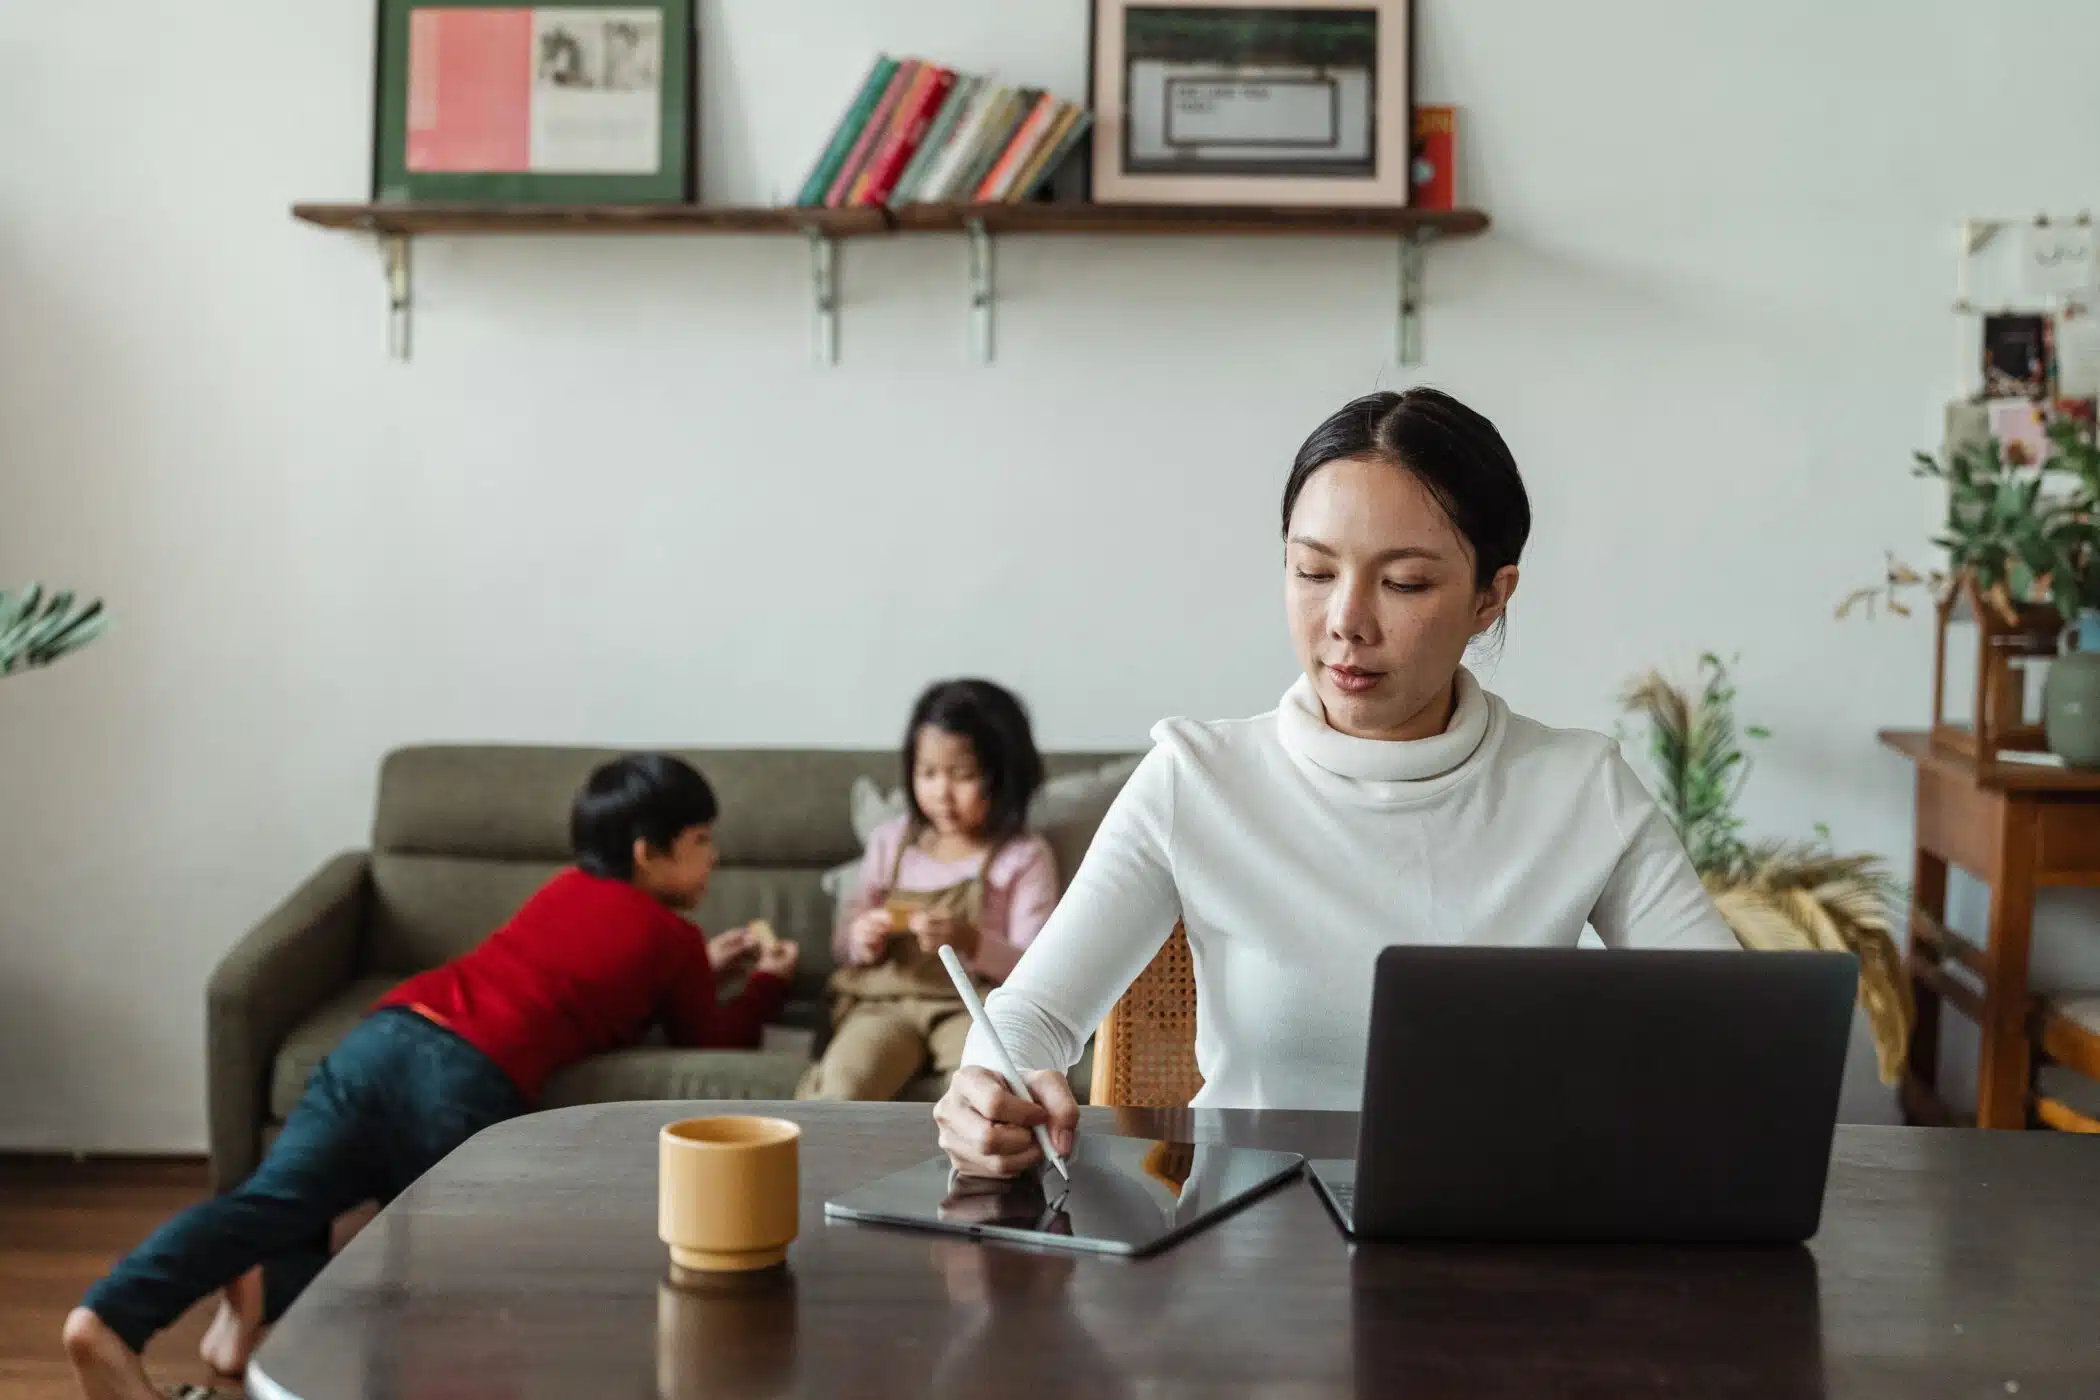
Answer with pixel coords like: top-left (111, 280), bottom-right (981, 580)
top-left (1088, 0), bottom-right (1414, 207)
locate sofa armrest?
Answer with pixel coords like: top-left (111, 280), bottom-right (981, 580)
top-left (206, 851), bottom-right (371, 1191)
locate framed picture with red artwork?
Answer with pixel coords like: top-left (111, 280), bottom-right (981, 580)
top-left (372, 0), bottom-right (696, 204)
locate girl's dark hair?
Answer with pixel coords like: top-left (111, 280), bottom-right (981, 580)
top-left (903, 679), bottom-right (1045, 844)
top-left (1281, 388), bottom-right (1531, 587)
top-left (571, 753), bottom-right (719, 880)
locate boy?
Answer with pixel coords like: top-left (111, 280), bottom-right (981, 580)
top-left (64, 753), bottom-right (799, 1400)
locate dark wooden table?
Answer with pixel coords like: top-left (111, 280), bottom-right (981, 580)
top-left (248, 1102), bottom-right (2100, 1400)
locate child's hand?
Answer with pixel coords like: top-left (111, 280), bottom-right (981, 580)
top-left (846, 908), bottom-right (895, 965)
top-left (910, 909), bottom-right (977, 957)
top-left (754, 937), bottom-right (800, 980)
top-left (707, 928), bottom-right (758, 973)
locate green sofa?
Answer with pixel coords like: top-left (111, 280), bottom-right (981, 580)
top-left (205, 744), bottom-right (1132, 1192)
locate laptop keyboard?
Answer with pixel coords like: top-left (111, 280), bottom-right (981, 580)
top-left (1328, 1181), bottom-right (1356, 1209)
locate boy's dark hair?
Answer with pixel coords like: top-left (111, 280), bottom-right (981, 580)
top-left (571, 753), bottom-right (718, 880)
top-left (902, 679), bottom-right (1046, 845)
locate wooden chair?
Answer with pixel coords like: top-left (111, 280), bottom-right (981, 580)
top-left (2030, 994), bottom-right (2100, 1133)
top-left (1089, 925), bottom-right (1204, 1108)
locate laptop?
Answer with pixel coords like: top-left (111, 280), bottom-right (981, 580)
top-left (1307, 946), bottom-right (1856, 1245)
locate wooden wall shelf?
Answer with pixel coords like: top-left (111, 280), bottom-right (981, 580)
top-left (291, 203), bottom-right (888, 237)
top-left (893, 202), bottom-right (1487, 238)
top-left (290, 201), bottom-right (1486, 239)
top-left (289, 201), bottom-right (1490, 363)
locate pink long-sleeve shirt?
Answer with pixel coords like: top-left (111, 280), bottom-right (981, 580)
top-left (834, 817), bottom-right (1060, 983)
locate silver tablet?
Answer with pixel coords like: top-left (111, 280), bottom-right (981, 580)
top-left (824, 1134), bottom-right (1305, 1257)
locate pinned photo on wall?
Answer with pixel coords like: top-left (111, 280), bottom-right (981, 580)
top-left (2056, 304), bottom-right (2100, 400)
top-left (1982, 312), bottom-right (2052, 399)
top-left (2021, 218), bottom-right (2099, 299)
top-left (1986, 398), bottom-right (2050, 466)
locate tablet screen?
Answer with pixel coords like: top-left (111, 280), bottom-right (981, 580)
top-left (824, 1134), bottom-right (1304, 1256)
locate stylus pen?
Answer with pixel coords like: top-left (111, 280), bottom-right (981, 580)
top-left (937, 944), bottom-right (1072, 1180)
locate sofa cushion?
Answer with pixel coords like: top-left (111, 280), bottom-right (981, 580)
top-left (367, 854), bottom-right (569, 973)
top-left (268, 984), bottom-right (1091, 1128)
top-left (370, 746), bottom-right (886, 865)
top-left (690, 867), bottom-right (838, 984)
top-left (270, 977), bottom-right (402, 1121)
top-left (541, 1047), bottom-right (810, 1107)
top-left (270, 978), bottom-right (823, 1123)
top-left (373, 745), bottom-right (1134, 866)
top-left (1032, 756), bottom-right (1145, 887)
top-left (365, 747), bottom-right (1134, 976)
top-left (365, 856), bottom-right (840, 984)
top-left (365, 856), bottom-right (840, 983)
top-left (840, 755), bottom-right (1143, 897)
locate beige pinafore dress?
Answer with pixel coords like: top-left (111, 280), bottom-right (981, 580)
top-left (795, 833), bottom-right (999, 1100)
top-left (828, 831), bottom-right (997, 1006)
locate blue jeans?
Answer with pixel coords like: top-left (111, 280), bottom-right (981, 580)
top-left (84, 1008), bottom-right (527, 1353)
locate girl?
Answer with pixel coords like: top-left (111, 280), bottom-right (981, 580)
top-left (934, 387), bottom-right (1742, 1177)
top-left (799, 679), bottom-right (1059, 1102)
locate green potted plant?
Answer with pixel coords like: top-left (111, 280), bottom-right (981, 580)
top-left (0, 584), bottom-right (108, 678)
top-left (1621, 655), bottom-right (1912, 1084)
top-left (1840, 422), bottom-right (2100, 763)
top-left (2036, 425), bottom-right (2100, 761)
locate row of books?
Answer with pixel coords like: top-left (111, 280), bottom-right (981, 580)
top-left (794, 56), bottom-right (1092, 210)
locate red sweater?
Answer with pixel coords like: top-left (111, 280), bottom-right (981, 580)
top-left (376, 868), bottom-right (789, 1101)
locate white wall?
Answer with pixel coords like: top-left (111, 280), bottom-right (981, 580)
top-left (5, 0), bottom-right (2099, 1151)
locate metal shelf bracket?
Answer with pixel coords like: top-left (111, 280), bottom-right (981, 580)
top-left (966, 218), bottom-right (995, 366)
top-left (1398, 230), bottom-right (1434, 367)
top-left (806, 229), bottom-right (839, 366)
top-left (382, 233), bottom-right (412, 362)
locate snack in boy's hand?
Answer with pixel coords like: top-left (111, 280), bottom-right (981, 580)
top-left (747, 919), bottom-right (781, 953)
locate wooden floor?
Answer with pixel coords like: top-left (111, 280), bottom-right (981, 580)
top-left (0, 1156), bottom-right (235, 1400)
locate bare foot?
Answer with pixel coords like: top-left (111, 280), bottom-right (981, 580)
top-left (60, 1308), bottom-right (158, 1400)
top-left (198, 1265), bottom-right (265, 1376)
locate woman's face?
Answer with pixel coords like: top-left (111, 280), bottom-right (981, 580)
top-left (1284, 456), bottom-right (1519, 741)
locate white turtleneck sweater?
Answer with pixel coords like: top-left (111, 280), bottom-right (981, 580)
top-left (963, 672), bottom-right (1740, 1111)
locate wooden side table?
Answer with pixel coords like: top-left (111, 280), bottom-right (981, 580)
top-left (1881, 730), bottom-right (2100, 1129)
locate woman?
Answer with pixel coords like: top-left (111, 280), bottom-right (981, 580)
top-left (934, 388), bottom-right (1738, 1177)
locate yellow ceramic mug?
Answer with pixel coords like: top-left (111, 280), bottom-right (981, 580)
top-left (658, 1116), bottom-right (801, 1274)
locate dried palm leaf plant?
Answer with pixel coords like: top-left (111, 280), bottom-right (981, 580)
top-left (1621, 655), bottom-right (1913, 1084)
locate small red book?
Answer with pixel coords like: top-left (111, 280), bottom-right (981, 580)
top-left (1411, 106), bottom-right (1456, 210)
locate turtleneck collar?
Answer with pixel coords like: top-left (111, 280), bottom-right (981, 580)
top-left (1275, 668), bottom-right (1493, 784)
